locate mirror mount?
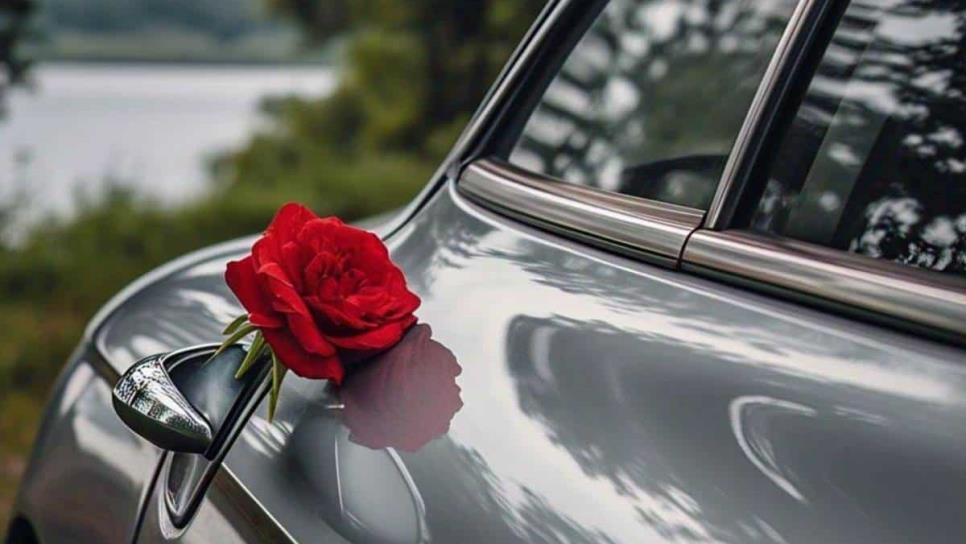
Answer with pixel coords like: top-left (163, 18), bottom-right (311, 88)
top-left (112, 344), bottom-right (268, 457)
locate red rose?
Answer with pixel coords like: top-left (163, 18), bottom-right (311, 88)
top-left (341, 324), bottom-right (463, 452)
top-left (225, 203), bottom-right (420, 383)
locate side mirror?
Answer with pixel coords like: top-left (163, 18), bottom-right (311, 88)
top-left (112, 344), bottom-right (268, 458)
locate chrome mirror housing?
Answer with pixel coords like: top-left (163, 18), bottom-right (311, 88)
top-left (113, 353), bottom-right (214, 454)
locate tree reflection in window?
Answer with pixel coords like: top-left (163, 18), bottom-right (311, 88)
top-left (751, 0), bottom-right (966, 276)
top-left (509, 0), bottom-right (795, 210)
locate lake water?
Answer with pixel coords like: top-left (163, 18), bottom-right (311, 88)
top-left (0, 62), bottom-right (336, 224)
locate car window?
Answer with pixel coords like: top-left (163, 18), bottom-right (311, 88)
top-left (749, 0), bottom-right (966, 278)
top-left (508, 0), bottom-right (796, 209)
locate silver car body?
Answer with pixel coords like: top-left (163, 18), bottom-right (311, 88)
top-left (10, 0), bottom-right (966, 542)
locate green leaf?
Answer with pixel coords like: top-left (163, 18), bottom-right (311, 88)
top-left (209, 323), bottom-right (256, 362)
top-left (268, 350), bottom-right (288, 423)
top-left (234, 331), bottom-right (265, 380)
top-left (222, 314), bottom-right (249, 335)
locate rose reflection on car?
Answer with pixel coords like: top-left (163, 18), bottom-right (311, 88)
top-left (286, 323), bottom-right (462, 544)
top-left (341, 323), bottom-right (463, 452)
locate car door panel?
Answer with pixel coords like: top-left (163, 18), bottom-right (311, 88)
top-left (15, 348), bottom-right (163, 544)
top-left (163, 183), bottom-right (966, 543)
top-left (135, 458), bottom-right (300, 543)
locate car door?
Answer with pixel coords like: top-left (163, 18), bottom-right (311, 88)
top-left (11, 344), bottom-right (165, 543)
top-left (132, 0), bottom-right (966, 542)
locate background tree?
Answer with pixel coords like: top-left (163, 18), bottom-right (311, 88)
top-left (241, 0), bottom-right (545, 158)
top-left (210, 0), bottom-right (546, 231)
top-left (0, 0), bottom-right (33, 117)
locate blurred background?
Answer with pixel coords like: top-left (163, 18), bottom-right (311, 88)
top-left (0, 0), bottom-right (544, 525)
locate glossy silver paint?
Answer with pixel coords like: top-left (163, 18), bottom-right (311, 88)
top-left (461, 159), bottom-right (704, 266)
top-left (11, 0), bottom-right (966, 541)
top-left (137, 461), bottom-right (298, 544)
top-left (75, 183), bottom-right (966, 543)
top-left (13, 346), bottom-right (163, 543)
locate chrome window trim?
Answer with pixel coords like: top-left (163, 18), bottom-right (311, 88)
top-left (459, 158), bottom-right (704, 265)
top-left (704, 0), bottom-right (828, 230)
top-left (683, 230), bottom-right (966, 340)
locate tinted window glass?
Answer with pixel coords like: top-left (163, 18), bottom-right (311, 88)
top-left (509, 0), bottom-right (795, 209)
top-left (750, 0), bottom-right (966, 277)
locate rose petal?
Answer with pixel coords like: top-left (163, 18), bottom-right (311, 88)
top-left (257, 263), bottom-right (308, 314)
top-left (297, 217), bottom-right (369, 258)
top-left (268, 203), bottom-right (320, 242)
top-left (327, 315), bottom-right (417, 350)
top-left (253, 203), bottom-right (319, 272)
top-left (257, 263), bottom-right (335, 356)
top-left (263, 328), bottom-right (344, 383)
top-left (248, 312), bottom-right (283, 329)
top-left (306, 295), bottom-right (370, 331)
top-left (225, 256), bottom-right (283, 328)
top-left (383, 286), bottom-right (421, 320)
top-left (281, 241), bottom-right (308, 293)
top-left (285, 312), bottom-right (337, 356)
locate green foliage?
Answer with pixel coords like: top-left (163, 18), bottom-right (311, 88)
top-left (267, 0), bottom-right (546, 156)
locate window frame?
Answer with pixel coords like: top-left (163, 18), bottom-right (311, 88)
top-left (454, 0), bottom-right (966, 343)
top-left (686, 0), bottom-right (966, 342)
top-left (461, 158), bottom-right (704, 267)
top-left (458, 0), bottom-right (786, 265)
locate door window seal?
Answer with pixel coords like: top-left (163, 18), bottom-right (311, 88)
top-left (459, 158), bottom-right (704, 268)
